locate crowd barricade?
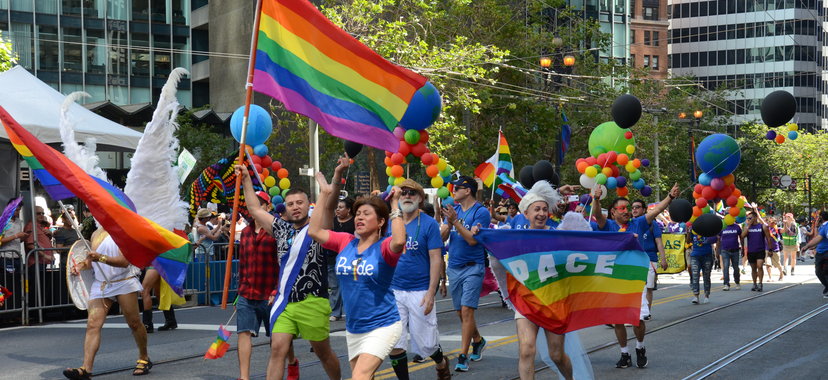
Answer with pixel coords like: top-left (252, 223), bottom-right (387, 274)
top-left (186, 242), bottom-right (240, 306)
top-left (0, 249), bottom-right (25, 322)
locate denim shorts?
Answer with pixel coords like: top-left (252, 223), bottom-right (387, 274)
top-left (236, 296), bottom-right (271, 337)
top-left (447, 263), bottom-right (485, 310)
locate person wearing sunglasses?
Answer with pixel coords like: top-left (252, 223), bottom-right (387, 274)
top-left (800, 210), bottom-right (828, 298)
top-left (590, 182), bottom-right (680, 370)
top-left (740, 206), bottom-right (773, 291)
top-left (630, 199), bottom-right (667, 317)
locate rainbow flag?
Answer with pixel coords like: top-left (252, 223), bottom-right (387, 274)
top-left (204, 325), bottom-right (232, 359)
top-left (474, 130), bottom-right (514, 188)
top-left (495, 173), bottom-right (527, 201)
top-left (0, 106), bottom-right (189, 269)
top-left (476, 228), bottom-right (649, 334)
top-left (253, 0), bottom-right (428, 152)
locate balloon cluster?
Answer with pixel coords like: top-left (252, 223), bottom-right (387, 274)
top-left (764, 122), bottom-right (799, 144)
top-left (384, 127), bottom-right (452, 199)
top-left (518, 160), bottom-right (560, 189)
top-left (247, 146), bottom-right (291, 207)
top-left (689, 134), bottom-right (745, 236)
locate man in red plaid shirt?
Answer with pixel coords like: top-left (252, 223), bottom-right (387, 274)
top-left (236, 191), bottom-right (298, 380)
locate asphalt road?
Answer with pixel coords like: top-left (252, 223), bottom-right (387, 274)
top-left (2, 261), bottom-right (826, 379)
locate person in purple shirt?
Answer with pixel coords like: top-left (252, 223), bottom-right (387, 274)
top-left (689, 232), bottom-right (717, 304)
top-left (764, 217), bottom-right (785, 282)
top-left (800, 211), bottom-right (828, 298)
top-left (717, 223), bottom-right (743, 290)
top-left (740, 208), bottom-right (773, 291)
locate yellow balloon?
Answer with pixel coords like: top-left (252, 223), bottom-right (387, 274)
top-left (431, 176), bottom-right (444, 188)
top-left (264, 176), bottom-right (276, 188)
top-left (736, 199), bottom-right (745, 208)
top-left (601, 167), bottom-right (613, 177)
top-left (689, 215), bottom-right (697, 223)
top-left (394, 177), bottom-right (405, 186)
top-left (626, 144), bottom-right (635, 154)
top-left (787, 123), bottom-right (798, 131)
top-left (279, 177), bottom-right (291, 189)
top-left (724, 214), bottom-right (735, 225)
top-left (385, 166), bottom-right (392, 176)
top-left (437, 159), bottom-right (448, 171)
top-left (584, 166), bottom-right (598, 178)
top-left (625, 163), bottom-right (636, 173)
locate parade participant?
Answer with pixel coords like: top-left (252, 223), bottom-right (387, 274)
top-left (309, 157), bottom-right (406, 380)
top-left (327, 197), bottom-right (355, 322)
top-left (630, 199), bottom-right (668, 316)
top-left (689, 231), bottom-right (717, 304)
top-left (235, 165), bottom-right (341, 380)
top-left (512, 181), bottom-right (574, 380)
top-left (591, 183), bottom-right (680, 369)
top-left (236, 191), bottom-right (298, 380)
top-left (717, 222), bottom-right (743, 290)
top-left (781, 213), bottom-right (799, 275)
top-left (508, 185), bottom-right (579, 230)
top-left (387, 179), bottom-right (450, 380)
top-left (440, 175), bottom-right (491, 372)
top-left (64, 229), bottom-right (151, 379)
top-left (765, 217), bottom-right (785, 281)
top-left (741, 208), bottom-right (772, 291)
top-left (800, 211), bottom-right (828, 298)
top-left (140, 267), bottom-right (177, 333)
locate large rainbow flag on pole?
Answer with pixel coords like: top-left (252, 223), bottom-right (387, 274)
top-left (476, 228), bottom-right (649, 334)
top-left (0, 106), bottom-right (189, 269)
top-left (252, 0), bottom-right (428, 152)
top-left (474, 130), bottom-right (514, 188)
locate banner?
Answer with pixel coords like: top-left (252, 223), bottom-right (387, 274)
top-left (657, 233), bottom-right (687, 274)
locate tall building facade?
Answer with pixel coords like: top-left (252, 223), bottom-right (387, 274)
top-left (0, 0), bottom-right (193, 108)
top-left (630, 0), bottom-right (668, 78)
top-left (568, 0), bottom-right (634, 64)
top-left (668, 0), bottom-right (822, 131)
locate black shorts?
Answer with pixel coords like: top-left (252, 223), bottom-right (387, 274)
top-left (747, 251), bottom-right (765, 263)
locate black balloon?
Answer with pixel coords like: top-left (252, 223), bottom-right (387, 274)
top-left (344, 140), bottom-right (363, 158)
top-left (519, 166), bottom-right (536, 188)
top-left (692, 213), bottom-right (723, 237)
top-left (760, 90), bottom-right (796, 127)
top-left (668, 199), bottom-right (693, 223)
top-left (531, 160), bottom-right (559, 187)
top-left (611, 94), bottom-right (642, 129)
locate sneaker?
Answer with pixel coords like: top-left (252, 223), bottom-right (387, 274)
top-left (286, 358), bottom-right (299, 380)
top-left (329, 316), bottom-right (337, 322)
top-left (455, 354), bottom-right (469, 372)
top-left (691, 296), bottom-right (699, 304)
top-left (723, 285), bottom-right (730, 291)
top-left (470, 337), bottom-right (486, 361)
top-left (751, 284), bottom-right (757, 291)
top-left (702, 296), bottom-right (709, 304)
top-left (615, 353), bottom-right (632, 368)
top-left (643, 314), bottom-right (651, 321)
top-left (412, 354), bottom-right (426, 363)
top-left (758, 284), bottom-right (763, 291)
top-left (734, 284), bottom-right (741, 290)
top-left (635, 347), bottom-right (648, 368)
top-left (741, 268), bottom-right (746, 275)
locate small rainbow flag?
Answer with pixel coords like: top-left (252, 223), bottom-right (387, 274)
top-left (476, 229), bottom-right (649, 334)
top-left (253, 0), bottom-right (428, 152)
top-left (495, 173), bottom-right (527, 201)
top-left (204, 325), bottom-right (232, 360)
top-left (475, 130), bottom-right (514, 188)
top-left (0, 106), bottom-right (189, 269)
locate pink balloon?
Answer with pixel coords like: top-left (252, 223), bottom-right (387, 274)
top-left (710, 178), bottom-right (725, 191)
top-left (393, 127), bottom-right (406, 140)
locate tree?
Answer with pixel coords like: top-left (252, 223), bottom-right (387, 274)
top-left (0, 31), bottom-right (18, 71)
top-left (174, 108), bottom-right (236, 198)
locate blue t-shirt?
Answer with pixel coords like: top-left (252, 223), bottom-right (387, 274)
top-left (627, 216), bottom-right (662, 261)
top-left (391, 213), bottom-right (443, 291)
top-left (509, 214), bottom-right (558, 230)
top-left (817, 222), bottom-right (828, 253)
top-left (691, 233), bottom-right (717, 257)
top-left (590, 219), bottom-right (621, 232)
top-left (447, 203), bottom-right (490, 268)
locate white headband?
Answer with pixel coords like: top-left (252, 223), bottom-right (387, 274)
top-left (518, 181), bottom-right (562, 214)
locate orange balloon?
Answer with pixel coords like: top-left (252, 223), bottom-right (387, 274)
top-left (277, 168), bottom-right (289, 179)
top-left (426, 165), bottom-right (439, 177)
top-left (384, 157), bottom-right (393, 167)
top-left (692, 191), bottom-right (701, 199)
top-left (617, 154), bottom-right (629, 166)
top-left (731, 188), bottom-right (742, 198)
top-left (576, 162), bottom-right (588, 174)
top-left (723, 174), bottom-right (735, 185)
top-left (616, 187), bottom-right (629, 196)
top-left (390, 165), bottom-right (404, 178)
top-left (729, 207), bottom-right (740, 217)
top-left (632, 158), bottom-right (641, 168)
top-left (775, 134), bottom-right (786, 144)
top-left (261, 168), bottom-right (270, 179)
top-left (693, 206), bottom-right (702, 217)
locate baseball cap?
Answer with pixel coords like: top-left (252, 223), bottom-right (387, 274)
top-left (255, 190), bottom-right (271, 204)
top-left (450, 176), bottom-right (477, 195)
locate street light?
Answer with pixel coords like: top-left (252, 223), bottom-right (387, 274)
top-left (679, 110), bottom-right (703, 182)
top-left (694, 110), bottom-right (703, 119)
top-left (563, 55), bottom-right (576, 67)
top-left (539, 56), bottom-right (552, 68)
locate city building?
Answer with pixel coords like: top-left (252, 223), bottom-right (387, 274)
top-left (630, 0), bottom-right (669, 78)
top-left (567, 0), bottom-right (634, 64)
top-left (667, 0), bottom-right (822, 132)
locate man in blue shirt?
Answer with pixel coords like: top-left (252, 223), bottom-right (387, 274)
top-left (440, 176), bottom-right (490, 372)
top-left (590, 183), bottom-right (680, 370)
top-left (630, 199), bottom-right (667, 314)
top-left (388, 179), bottom-right (450, 379)
top-left (801, 210), bottom-right (828, 298)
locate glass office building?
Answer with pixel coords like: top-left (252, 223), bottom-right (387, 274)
top-left (567, 0), bottom-right (634, 63)
top-left (0, 0), bottom-right (192, 108)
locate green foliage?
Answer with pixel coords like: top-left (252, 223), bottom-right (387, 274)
top-left (0, 31), bottom-right (18, 72)
top-left (174, 108), bottom-right (235, 197)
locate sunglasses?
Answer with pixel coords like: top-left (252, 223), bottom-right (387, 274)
top-left (614, 206), bottom-right (630, 211)
top-left (400, 189), bottom-right (419, 197)
top-left (454, 186), bottom-right (469, 191)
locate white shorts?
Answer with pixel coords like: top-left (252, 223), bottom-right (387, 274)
top-left (646, 262), bottom-right (656, 289)
top-left (89, 277), bottom-right (142, 301)
top-left (393, 289), bottom-right (440, 356)
top-left (346, 321), bottom-right (403, 361)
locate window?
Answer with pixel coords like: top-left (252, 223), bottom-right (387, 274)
top-left (644, 30), bottom-right (651, 45)
top-left (10, 23), bottom-right (33, 69)
top-left (630, 30), bottom-right (636, 44)
top-left (86, 29), bottom-right (105, 74)
top-left (653, 31), bottom-right (659, 46)
top-left (37, 26), bottom-right (59, 71)
top-left (62, 27), bottom-right (83, 72)
top-left (652, 55), bottom-right (659, 69)
top-left (643, 55), bottom-right (650, 68)
top-left (630, 54), bottom-right (635, 66)
top-left (643, 6), bottom-right (658, 20)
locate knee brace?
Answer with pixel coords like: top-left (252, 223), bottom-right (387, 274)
top-left (429, 345), bottom-right (444, 364)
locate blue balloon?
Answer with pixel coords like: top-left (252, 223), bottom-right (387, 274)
top-left (441, 196), bottom-right (455, 207)
top-left (735, 215), bottom-right (746, 224)
top-left (616, 176), bottom-right (627, 188)
top-left (230, 104), bottom-right (273, 146)
top-left (605, 176), bottom-right (618, 189)
top-left (253, 144), bottom-right (269, 157)
top-left (788, 131), bottom-right (799, 140)
top-left (271, 195), bottom-right (284, 205)
top-left (633, 178), bottom-right (645, 190)
top-left (399, 82), bottom-right (442, 131)
top-left (695, 134), bottom-right (741, 178)
top-left (699, 173), bottom-right (712, 186)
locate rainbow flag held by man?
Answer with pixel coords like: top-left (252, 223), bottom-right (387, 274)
top-left (474, 130), bottom-right (514, 188)
top-left (204, 325), bottom-right (232, 359)
top-left (253, 0), bottom-right (428, 152)
top-left (495, 173), bottom-right (527, 201)
top-left (0, 106), bottom-right (189, 269)
top-left (476, 228), bottom-right (649, 334)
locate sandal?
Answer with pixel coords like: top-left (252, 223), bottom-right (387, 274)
top-left (132, 359), bottom-right (153, 376)
top-left (63, 367), bottom-right (92, 380)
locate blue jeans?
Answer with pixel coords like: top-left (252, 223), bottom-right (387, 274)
top-left (720, 249), bottom-right (741, 286)
top-left (690, 255), bottom-right (713, 295)
top-left (327, 262), bottom-right (343, 317)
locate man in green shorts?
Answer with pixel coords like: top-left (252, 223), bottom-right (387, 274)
top-left (236, 165), bottom-right (342, 380)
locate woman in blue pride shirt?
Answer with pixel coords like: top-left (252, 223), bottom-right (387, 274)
top-left (308, 157), bottom-right (407, 380)
top-left (689, 231), bottom-right (717, 304)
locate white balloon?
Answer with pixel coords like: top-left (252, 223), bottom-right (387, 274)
top-left (579, 174), bottom-right (596, 189)
top-left (600, 185), bottom-right (608, 200)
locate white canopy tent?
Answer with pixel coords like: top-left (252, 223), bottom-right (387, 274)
top-left (0, 65), bottom-right (142, 150)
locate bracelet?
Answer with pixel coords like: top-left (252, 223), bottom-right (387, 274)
top-left (98, 255), bottom-right (107, 263)
top-left (389, 209), bottom-right (402, 219)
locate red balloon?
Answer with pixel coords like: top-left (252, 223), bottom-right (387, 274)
top-left (585, 157), bottom-right (597, 166)
top-left (717, 186), bottom-right (733, 199)
top-left (261, 155), bottom-right (272, 168)
top-left (251, 155), bottom-right (262, 166)
top-left (271, 160), bottom-right (282, 171)
top-left (597, 153), bottom-right (607, 166)
top-left (411, 142), bottom-right (428, 157)
top-left (606, 151), bottom-right (618, 164)
top-left (385, 150), bottom-right (392, 157)
top-left (726, 196), bottom-right (738, 207)
top-left (694, 184), bottom-right (704, 194)
top-left (398, 141), bottom-right (411, 156)
top-left (701, 186), bottom-right (717, 200)
top-left (391, 152), bottom-right (405, 165)
top-left (616, 187), bottom-right (628, 196)
top-left (253, 163), bottom-right (262, 173)
top-left (610, 165), bottom-right (620, 177)
top-left (419, 130), bottom-right (430, 144)
top-left (625, 131), bottom-right (633, 139)
top-left (576, 158), bottom-right (585, 165)
top-left (429, 153), bottom-right (439, 165)
top-left (695, 197), bottom-right (708, 209)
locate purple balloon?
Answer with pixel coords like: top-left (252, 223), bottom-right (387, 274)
top-left (275, 203), bottom-right (286, 214)
top-left (710, 178), bottom-right (725, 191)
top-left (765, 130), bottom-right (777, 140)
top-left (641, 185), bottom-right (653, 196)
top-left (579, 194), bottom-right (592, 205)
top-left (641, 159), bottom-right (650, 167)
top-left (616, 176), bottom-right (628, 188)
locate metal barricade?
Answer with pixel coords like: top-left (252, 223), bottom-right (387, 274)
top-left (185, 242), bottom-right (240, 306)
top-left (23, 246), bottom-right (74, 325)
top-left (0, 249), bottom-right (25, 322)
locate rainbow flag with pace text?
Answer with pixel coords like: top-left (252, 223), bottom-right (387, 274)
top-left (476, 229), bottom-right (649, 334)
top-left (0, 106), bottom-right (189, 269)
top-left (253, 0), bottom-right (428, 152)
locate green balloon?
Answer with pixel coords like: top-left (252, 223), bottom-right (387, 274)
top-left (588, 121), bottom-right (636, 158)
top-left (281, 188), bottom-right (290, 198)
top-left (595, 173), bottom-right (607, 185)
top-left (404, 129), bottom-right (421, 145)
top-left (629, 170), bottom-right (641, 181)
top-left (738, 207), bottom-right (746, 217)
top-left (439, 168), bottom-right (451, 177)
top-left (702, 205), bottom-right (711, 213)
top-left (268, 187), bottom-right (280, 196)
top-left (388, 176), bottom-right (396, 186)
top-left (437, 186), bottom-right (450, 198)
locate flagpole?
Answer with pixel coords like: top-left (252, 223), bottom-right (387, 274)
top-left (221, 0), bottom-right (264, 309)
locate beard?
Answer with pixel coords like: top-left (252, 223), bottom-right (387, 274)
top-left (285, 214), bottom-right (308, 225)
top-left (400, 201), bottom-right (419, 214)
